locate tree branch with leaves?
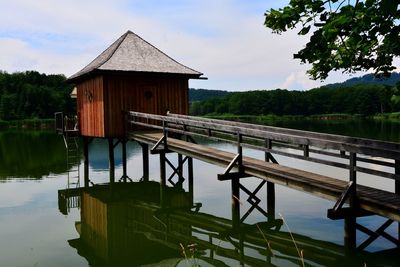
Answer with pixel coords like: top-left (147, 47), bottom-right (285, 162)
top-left (264, 0), bottom-right (400, 80)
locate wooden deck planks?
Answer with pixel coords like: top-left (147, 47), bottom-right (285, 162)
top-left (130, 131), bottom-right (400, 222)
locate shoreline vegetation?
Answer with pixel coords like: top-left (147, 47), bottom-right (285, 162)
top-left (0, 118), bottom-right (54, 130)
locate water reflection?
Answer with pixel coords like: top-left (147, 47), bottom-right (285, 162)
top-left (88, 139), bottom-right (137, 171)
top-left (60, 183), bottom-right (398, 267)
top-left (0, 130), bottom-right (68, 179)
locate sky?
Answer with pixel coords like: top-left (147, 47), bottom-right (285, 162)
top-left (0, 0), bottom-right (388, 91)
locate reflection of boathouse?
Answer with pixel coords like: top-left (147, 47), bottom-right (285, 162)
top-left (70, 183), bottom-right (191, 266)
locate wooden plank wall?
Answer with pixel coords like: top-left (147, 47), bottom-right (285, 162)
top-left (77, 76), bottom-right (105, 137)
top-left (103, 74), bottom-right (189, 137)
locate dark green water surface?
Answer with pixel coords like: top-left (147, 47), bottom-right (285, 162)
top-left (0, 120), bottom-right (399, 267)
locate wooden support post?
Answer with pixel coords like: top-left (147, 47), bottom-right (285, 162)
top-left (122, 140), bottom-right (127, 182)
top-left (142, 143), bottom-right (149, 182)
top-left (231, 133), bottom-right (242, 228)
top-left (349, 152), bottom-right (357, 206)
top-left (83, 137), bottom-right (89, 188)
top-left (232, 176), bottom-right (240, 229)
top-left (396, 160), bottom-right (400, 247)
top-left (267, 182), bottom-right (275, 221)
top-left (160, 152), bottom-right (166, 207)
top-left (265, 139), bottom-right (276, 221)
top-left (188, 157), bottom-right (194, 206)
top-left (108, 138), bottom-right (115, 184)
top-left (344, 216), bottom-right (356, 255)
top-left (178, 154), bottom-right (184, 188)
top-left (344, 152), bottom-right (357, 255)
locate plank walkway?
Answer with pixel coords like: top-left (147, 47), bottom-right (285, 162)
top-left (130, 131), bottom-right (400, 222)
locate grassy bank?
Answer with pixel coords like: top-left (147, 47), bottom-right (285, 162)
top-left (0, 118), bottom-right (55, 130)
top-left (372, 112), bottom-right (400, 122)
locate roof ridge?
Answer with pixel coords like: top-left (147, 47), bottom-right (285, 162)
top-left (99, 31), bottom-right (130, 69)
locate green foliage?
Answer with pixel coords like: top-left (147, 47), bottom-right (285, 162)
top-left (265, 0), bottom-right (400, 80)
top-left (0, 130), bottom-right (68, 178)
top-left (189, 88), bottom-right (230, 102)
top-left (0, 70), bottom-right (74, 120)
top-left (190, 84), bottom-right (398, 117)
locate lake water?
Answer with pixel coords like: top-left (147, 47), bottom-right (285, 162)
top-left (0, 119), bottom-right (399, 267)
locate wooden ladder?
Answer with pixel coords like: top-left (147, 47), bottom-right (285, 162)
top-left (63, 132), bottom-right (81, 212)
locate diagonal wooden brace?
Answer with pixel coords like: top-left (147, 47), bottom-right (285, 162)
top-left (327, 181), bottom-right (355, 220)
top-left (150, 135), bottom-right (171, 154)
top-left (217, 154), bottom-right (251, 181)
top-left (333, 181), bottom-right (355, 212)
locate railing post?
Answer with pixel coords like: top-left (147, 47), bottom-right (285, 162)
top-left (237, 133), bottom-right (243, 174)
top-left (162, 120), bottom-right (168, 150)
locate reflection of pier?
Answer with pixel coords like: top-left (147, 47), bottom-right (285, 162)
top-left (59, 183), bottom-right (360, 267)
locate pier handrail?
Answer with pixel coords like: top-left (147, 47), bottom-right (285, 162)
top-left (126, 111), bottom-right (400, 182)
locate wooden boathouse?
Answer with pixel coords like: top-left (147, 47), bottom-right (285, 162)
top-left (56, 30), bottom-right (400, 256)
top-left (67, 30), bottom-right (204, 138)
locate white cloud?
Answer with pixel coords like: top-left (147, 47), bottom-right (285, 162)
top-left (0, 0), bottom-right (384, 90)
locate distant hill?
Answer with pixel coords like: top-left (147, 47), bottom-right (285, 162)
top-left (189, 88), bottom-right (230, 102)
top-left (326, 72), bottom-right (400, 88)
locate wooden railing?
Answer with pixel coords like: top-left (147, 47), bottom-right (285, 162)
top-left (126, 111), bottom-right (400, 186)
top-left (55, 112), bottom-right (79, 134)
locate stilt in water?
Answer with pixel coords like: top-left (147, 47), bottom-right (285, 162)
top-left (83, 137), bottom-right (89, 188)
top-left (345, 152), bottom-right (357, 255)
top-left (108, 138), bottom-right (115, 184)
top-left (141, 143), bottom-right (149, 182)
top-left (160, 152), bottom-right (166, 207)
top-left (121, 139), bottom-right (128, 182)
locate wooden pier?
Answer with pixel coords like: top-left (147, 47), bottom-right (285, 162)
top-left (125, 111), bottom-right (400, 254)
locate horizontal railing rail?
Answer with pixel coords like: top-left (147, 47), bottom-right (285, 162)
top-left (126, 111), bottom-right (400, 183)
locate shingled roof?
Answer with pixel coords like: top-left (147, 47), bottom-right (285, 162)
top-left (68, 30), bottom-right (203, 81)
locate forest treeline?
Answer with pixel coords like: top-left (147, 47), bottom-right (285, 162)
top-left (190, 84), bottom-right (400, 116)
top-left (0, 71), bottom-right (74, 120)
top-left (1, 70), bottom-right (400, 121)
